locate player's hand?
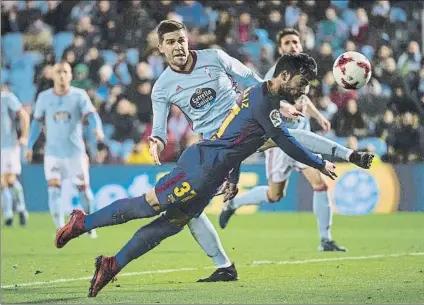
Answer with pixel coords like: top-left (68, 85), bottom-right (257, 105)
top-left (320, 160), bottom-right (338, 180)
top-left (25, 149), bottom-right (33, 162)
top-left (18, 136), bottom-right (28, 146)
top-left (92, 129), bottom-right (104, 142)
top-left (221, 181), bottom-right (239, 202)
top-left (257, 138), bottom-right (277, 152)
top-left (317, 117), bottom-right (331, 134)
top-left (280, 103), bottom-right (304, 120)
top-left (149, 136), bottom-right (164, 165)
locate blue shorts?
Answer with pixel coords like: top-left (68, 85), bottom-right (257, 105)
top-left (154, 145), bottom-right (227, 218)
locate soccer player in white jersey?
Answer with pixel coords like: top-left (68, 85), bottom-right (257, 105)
top-left (26, 61), bottom-right (104, 235)
top-left (1, 85), bottom-right (30, 227)
top-left (220, 29), bottom-right (348, 251)
top-left (148, 21), bottom-right (373, 281)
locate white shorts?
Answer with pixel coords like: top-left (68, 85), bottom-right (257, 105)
top-left (1, 146), bottom-right (21, 175)
top-left (265, 147), bottom-right (308, 183)
top-left (265, 117), bottom-right (311, 183)
top-left (44, 155), bottom-right (90, 185)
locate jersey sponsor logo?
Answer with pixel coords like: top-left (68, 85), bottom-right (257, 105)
top-left (190, 88), bottom-right (217, 109)
top-left (269, 109), bottom-right (282, 127)
top-left (54, 111), bottom-right (71, 122)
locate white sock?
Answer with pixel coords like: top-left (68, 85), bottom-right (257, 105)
top-left (313, 188), bottom-right (332, 241)
top-left (48, 187), bottom-right (64, 229)
top-left (2, 187), bottom-right (14, 219)
top-left (188, 212), bottom-right (232, 268)
top-left (11, 180), bottom-right (27, 213)
top-left (230, 185), bottom-right (269, 209)
top-left (79, 187), bottom-right (95, 214)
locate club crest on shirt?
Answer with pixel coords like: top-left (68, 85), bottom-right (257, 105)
top-left (190, 88), bottom-right (217, 110)
top-left (269, 109), bottom-right (283, 127)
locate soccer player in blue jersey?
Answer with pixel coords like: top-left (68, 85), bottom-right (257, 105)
top-left (26, 61), bottom-right (104, 235)
top-left (147, 20), bottom-right (373, 281)
top-left (56, 52), bottom-right (344, 297)
top-left (1, 85), bottom-right (30, 227)
top-left (220, 29), bottom-right (351, 252)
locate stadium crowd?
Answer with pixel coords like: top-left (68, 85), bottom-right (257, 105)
top-left (1, 0), bottom-right (423, 164)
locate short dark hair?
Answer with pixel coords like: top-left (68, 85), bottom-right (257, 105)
top-left (273, 53), bottom-right (317, 81)
top-left (276, 28), bottom-right (300, 45)
top-left (157, 20), bottom-right (186, 43)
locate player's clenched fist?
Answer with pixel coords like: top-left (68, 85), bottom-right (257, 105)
top-left (149, 136), bottom-right (165, 165)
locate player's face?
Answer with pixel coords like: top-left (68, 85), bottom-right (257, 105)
top-left (279, 34), bottom-right (303, 55)
top-left (52, 63), bottom-right (72, 87)
top-left (277, 72), bottom-right (309, 102)
top-left (158, 30), bottom-right (189, 68)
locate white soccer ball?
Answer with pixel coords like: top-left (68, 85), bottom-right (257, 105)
top-left (332, 51), bottom-right (372, 90)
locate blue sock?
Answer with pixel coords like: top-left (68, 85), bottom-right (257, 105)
top-left (2, 187), bottom-right (14, 219)
top-left (79, 188), bottom-right (95, 214)
top-left (313, 188), bottom-right (332, 241)
top-left (115, 215), bottom-right (183, 269)
top-left (48, 187), bottom-right (63, 229)
top-left (11, 180), bottom-right (26, 213)
top-left (84, 194), bottom-right (159, 231)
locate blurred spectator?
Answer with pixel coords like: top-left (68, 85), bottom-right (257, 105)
top-left (351, 8), bottom-right (369, 46)
top-left (215, 11), bottom-right (233, 45)
top-left (127, 81), bottom-right (153, 124)
top-left (125, 140), bottom-right (155, 165)
top-left (317, 95), bottom-right (338, 122)
top-left (74, 16), bottom-right (101, 48)
top-left (85, 47), bottom-right (104, 85)
top-left (71, 63), bottom-right (93, 90)
top-left (175, 1), bottom-right (208, 30)
top-left (232, 12), bottom-right (257, 44)
top-left (332, 98), bottom-right (368, 138)
top-left (316, 7), bottom-right (348, 50)
top-left (392, 112), bottom-right (420, 162)
top-left (397, 40), bottom-right (422, 76)
top-left (315, 43), bottom-right (334, 81)
top-left (63, 34), bottom-right (86, 62)
top-left (285, 0), bottom-right (301, 28)
top-left (264, 9), bottom-right (284, 45)
top-left (296, 13), bottom-right (315, 51)
top-left (388, 86), bottom-right (418, 115)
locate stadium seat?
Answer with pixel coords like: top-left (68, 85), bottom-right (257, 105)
top-left (390, 7), bottom-right (407, 23)
top-left (53, 32), bottom-right (74, 61)
top-left (2, 33), bottom-right (24, 65)
top-left (126, 48), bottom-right (139, 66)
top-left (102, 50), bottom-right (118, 66)
top-left (341, 9), bottom-right (357, 28)
top-left (331, 0), bottom-right (349, 9)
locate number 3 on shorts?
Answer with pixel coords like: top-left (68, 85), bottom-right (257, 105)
top-left (174, 182), bottom-right (191, 197)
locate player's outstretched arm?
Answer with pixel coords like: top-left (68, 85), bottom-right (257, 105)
top-left (253, 102), bottom-right (337, 179)
top-left (216, 49), bottom-right (263, 87)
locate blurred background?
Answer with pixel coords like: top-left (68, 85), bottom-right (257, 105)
top-left (1, 0), bottom-right (424, 214)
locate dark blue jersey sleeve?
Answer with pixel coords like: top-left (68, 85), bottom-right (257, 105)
top-left (252, 100), bottom-right (325, 170)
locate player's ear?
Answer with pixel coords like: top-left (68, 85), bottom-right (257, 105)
top-left (158, 43), bottom-right (164, 54)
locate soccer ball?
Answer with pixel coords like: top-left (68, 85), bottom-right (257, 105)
top-left (332, 51), bottom-right (372, 90)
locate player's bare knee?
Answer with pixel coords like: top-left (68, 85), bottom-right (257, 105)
top-left (267, 188), bottom-right (286, 203)
top-left (47, 179), bottom-right (61, 188)
top-left (4, 174), bottom-right (16, 185)
top-left (145, 189), bottom-right (161, 212)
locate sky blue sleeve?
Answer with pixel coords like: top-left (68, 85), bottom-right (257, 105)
top-left (78, 90), bottom-right (96, 116)
top-left (150, 85), bottom-right (170, 146)
top-left (33, 94), bottom-right (45, 120)
top-left (7, 92), bottom-right (23, 113)
top-left (216, 49), bottom-right (263, 87)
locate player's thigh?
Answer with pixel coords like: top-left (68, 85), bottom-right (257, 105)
top-left (44, 156), bottom-right (63, 186)
top-left (66, 154), bottom-right (90, 188)
top-left (1, 146), bottom-right (22, 179)
top-left (301, 166), bottom-right (327, 189)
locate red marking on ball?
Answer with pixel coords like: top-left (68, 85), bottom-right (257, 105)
top-left (335, 55), bottom-right (354, 75)
top-left (357, 61), bottom-right (371, 79)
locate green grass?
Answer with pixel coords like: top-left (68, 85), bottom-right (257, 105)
top-left (2, 213), bottom-right (424, 304)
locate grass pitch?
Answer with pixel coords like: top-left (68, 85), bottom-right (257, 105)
top-left (1, 212), bottom-right (424, 304)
